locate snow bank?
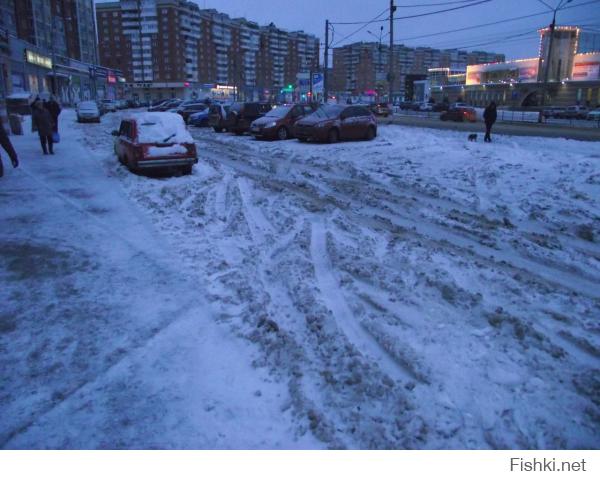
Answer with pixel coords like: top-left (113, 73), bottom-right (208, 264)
top-left (147, 144), bottom-right (188, 156)
top-left (133, 112), bottom-right (194, 144)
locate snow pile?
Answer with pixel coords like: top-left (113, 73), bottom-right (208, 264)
top-left (147, 144), bottom-right (188, 157)
top-left (133, 112), bottom-right (193, 144)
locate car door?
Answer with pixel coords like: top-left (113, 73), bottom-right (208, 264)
top-left (339, 107), bottom-right (357, 140)
top-left (354, 107), bottom-right (371, 137)
top-left (288, 105), bottom-right (304, 127)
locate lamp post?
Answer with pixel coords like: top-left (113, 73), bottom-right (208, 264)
top-left (539, 0), bottom-right (573, 117)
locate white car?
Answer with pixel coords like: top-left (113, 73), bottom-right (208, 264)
top-left (587, 109), bottom-right (600, 121)
top-left (101, 100), bottom-right (118, 113)
top-left (418, 103), bottom-right (433, 111)
top-left (77, 101), bottom-right (101, 123)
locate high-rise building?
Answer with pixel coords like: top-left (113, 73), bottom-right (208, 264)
top-left (96, 1), bottom-right (320, 101)
top-left (331, 41), bottom-right (504, 100)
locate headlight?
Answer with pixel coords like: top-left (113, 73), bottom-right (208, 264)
top-left (265, 121), bottom-right (277, 128)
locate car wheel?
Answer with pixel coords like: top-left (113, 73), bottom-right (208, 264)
top-left (327, 128), bottom-right (339, 143)
top-left (365, 126), bottom-right (376, 141)
top-left (277, 126), bottom-right (288, 140)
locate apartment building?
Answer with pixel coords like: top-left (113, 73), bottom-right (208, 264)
top-left (96, 1), bottom-right (320, 101)
top-left (331, 41), bottom-right (504, 100)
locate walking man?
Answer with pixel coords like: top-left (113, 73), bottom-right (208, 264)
top-left (483, 101), bottom-right (497, 143)
top-left (31, 100), bottom-right (55, 155)
top-left (0, 121), bottom-right (19, 178)
top-left (44, 96), bottom-right (62, 133)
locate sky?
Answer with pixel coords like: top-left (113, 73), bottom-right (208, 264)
top-left (95, 0), bottom-right (600, 60)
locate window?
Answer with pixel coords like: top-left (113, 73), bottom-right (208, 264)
top-left (119, 121), bottom-right (132, 138)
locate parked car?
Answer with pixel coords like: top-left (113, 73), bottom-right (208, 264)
top-left (542, 106), bottom-right (565, 119)
top-left (101, 99), bottom-right (118, 113)
top-left (370, 102), bottom-right (392, 117)
top-left (432, 102), bottom-right (450, 112)
top-left (294, 104), bottom-right (377, 143)
top-left (176, 102), bottom-right (209, 123)
top-left (77, 101), bottom-right (101, 123)
top-left (587, 109), bottom-right (600, 121)
top-left (148, 99), bottom-right (182, 112)
top-left (208, 104), bottom-right (232, 132)
top-left (440, 106), bottom-right (476, 122)
top-left (225, 102), bottom-right (274, 135)
top-left (418, 102), bottom-right (433, 112)
top-left (450, 102), bottom-right (470, 109)
top-left (188, 107), bottom-right (210, 127)
top-left (250, 103), bottom-right (316, 140)
top-left (559, 105), bottom-right (589, 120)
top-left (398, 101), bottom-right (414, 110)
top-left (111, 112), bottom-right (198, 175)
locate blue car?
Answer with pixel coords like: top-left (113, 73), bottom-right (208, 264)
top-left (188, 108), bottom-right (210, 127)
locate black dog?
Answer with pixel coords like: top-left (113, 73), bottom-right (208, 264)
top-left (468, 134), bottom-right (478, 142)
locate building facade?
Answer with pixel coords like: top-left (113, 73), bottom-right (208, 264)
top-left (0, 0), bottom-right (121, 105)
top-left (96, 1), bottom-right (320, 102)
top-left (330, 41), bottom-right (504, 101)
top-left (430, 26), bottom-right (600, 109)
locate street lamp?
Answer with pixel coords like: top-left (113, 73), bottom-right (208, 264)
top-left (367, 26), bottom-right (384, 100)
top-left (538, 0), bottom-right (573, 116)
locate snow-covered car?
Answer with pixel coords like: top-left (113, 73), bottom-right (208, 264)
top-left (112, 112), bottom-right (198, 175)
top-left (77, 101), bottom-right (101, 123)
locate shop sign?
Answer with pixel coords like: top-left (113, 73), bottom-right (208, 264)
top-left (25, 50), bottom-right (52, 69)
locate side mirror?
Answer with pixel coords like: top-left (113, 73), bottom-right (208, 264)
top-left (111, 130), bottom-right (119, 136)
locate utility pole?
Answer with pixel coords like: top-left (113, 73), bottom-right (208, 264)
top-left (324, 19), bottom-right (329, 103)
top-left (388, 0), bottom-right (396, 104)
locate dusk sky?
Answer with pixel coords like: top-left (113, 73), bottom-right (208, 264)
top-left (95, 0), bottom-right (600, 60)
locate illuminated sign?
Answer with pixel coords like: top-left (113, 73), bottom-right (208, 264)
top-left (572, 53), bottom-right (600, 81)
top-left (25, 50), bottom-right (52, 69)
top-left (107, 74), bottom-right (117, 84)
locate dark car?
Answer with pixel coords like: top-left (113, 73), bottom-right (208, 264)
top-left (294, 104), bottom-right (377, 143)
top-left (370, 103), bottom-right (392, 117)
top-left (149, 99), bottom-right (182, 112)
top-left (440, 107), bottom-right (476, 122)
top-left (208, 103), bottom-right (232, 132)
top-left (250, 103), bottom-right (316, 140)
top-left (398, 101), bottom-right (414, 110)
top-left (432, 102), bottom-right (449, 112)
top-left (225, 102), bottom-right (274, 135)
top-left (177, 102), bottom-right (209, 123)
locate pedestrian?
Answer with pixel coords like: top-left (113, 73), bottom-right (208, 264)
top-left (483, 101), bottom-right (497, 143)
top-left (0, 121), bottom-right (19, 178)
top-left (44, 95), bottom-right (62, 133)
top-left (31, 100), bottom-right (55, 155)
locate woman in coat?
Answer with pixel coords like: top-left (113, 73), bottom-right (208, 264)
top-left (31, 100), bottom-right (55, 154)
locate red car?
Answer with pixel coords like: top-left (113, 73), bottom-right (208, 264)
top-left (249, 103), bottom-right (316, 140)
top-left (440, 107), bottom-right (476, 122)
top-left (294, 104), bottom-right (378, 143)
top-left (112, 112), bottom-right (198, 174)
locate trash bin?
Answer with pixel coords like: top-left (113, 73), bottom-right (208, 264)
top-left (9, 114), bottom-right (23, 135)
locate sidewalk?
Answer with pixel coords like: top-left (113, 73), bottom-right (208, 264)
top-left (0, 110), bottom-right (312, 448)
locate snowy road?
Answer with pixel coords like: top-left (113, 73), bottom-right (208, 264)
top-left (1, 109), bottom-right (599, 448)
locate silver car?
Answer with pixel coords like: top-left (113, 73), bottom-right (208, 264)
top-left (77, 101), bottom-right (101, 123)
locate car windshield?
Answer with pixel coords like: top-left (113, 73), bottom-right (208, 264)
top-left (79, 102), bottom-right (97, 110)
top-left (311, 104), bottom-right (345, 119)
top-left (265, 106), bottom-right (292, 118)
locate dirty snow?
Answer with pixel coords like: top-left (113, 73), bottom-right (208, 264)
top-left (1, 109), bottom-right (599, 449)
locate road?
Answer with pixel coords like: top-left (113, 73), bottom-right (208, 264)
top-left (382, 114), bottom-right (600, 141)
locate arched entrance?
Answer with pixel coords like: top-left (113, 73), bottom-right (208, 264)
top-left (521, 91), bottom-right (539, 107)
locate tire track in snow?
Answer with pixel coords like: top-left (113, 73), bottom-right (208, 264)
top-left (309, 218), bottom-right (420, 384)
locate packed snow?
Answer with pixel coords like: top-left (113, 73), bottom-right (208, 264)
top-left (1, 109), bottom-right (598, 449)
top-left (147, 144), bottom-right (188, 157)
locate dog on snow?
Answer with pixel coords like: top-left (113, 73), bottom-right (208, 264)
top-left (468, 133), bottom-right (478, 142)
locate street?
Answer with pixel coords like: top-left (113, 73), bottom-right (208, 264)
top-left (1, 109), bottom-right (599, 449)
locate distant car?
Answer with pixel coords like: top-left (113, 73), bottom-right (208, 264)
top-left (188, 107), bottom-right (210, 127)
top-left (250, 103), bottom-right (316, 140)
top-left (542, 107), bottom-right (565, 119)
top-left (559, 105), bottom-right (588, 120)
top-left (398, 101), bottom-right (414, 110)
top-left (440, 106), bottom-right (476, 122)
top-left (208, 103), bottom-right (232, 132)
top-left (418, 102), bottom-right (433, 112)
top-left (450, 102), bottom-right (470, 109)
top-left (370, 103), bottom-right (392, 117)
top-left (587, 109), bottom-right (600, 121)
top-left (77, 101), bottom-right (101, 123)
top-left (101, 99), bottom-right (118, 113)
top-left (112, 112), bottom-right (198, 175)
top-left (148, 99), bottom-right (182, 112)
top-left (177, 102), bottom-right (209, 123)
top-left (226, 102), bottom-right (274, 135)
top-left (294, 104), bottom-right (377, 143)
top-left (432, 102), bottom-right (449, 112)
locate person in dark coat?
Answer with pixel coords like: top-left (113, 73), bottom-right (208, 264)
top-left (483, 101), bottom-right (497, 143)
top-left (44, 96), bottom-right (62, 133)
top-left (0, 122), bottom-right (19, 178)
top-left (31, 100), bottom-right (55, 154)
